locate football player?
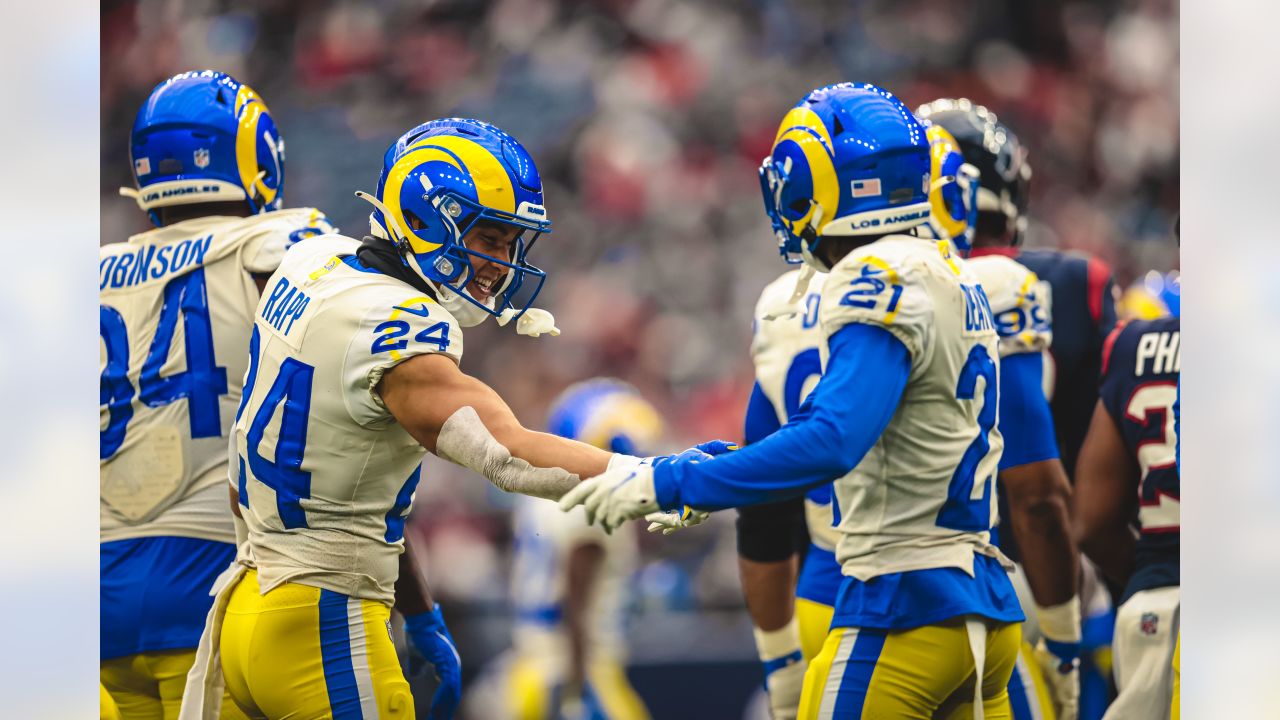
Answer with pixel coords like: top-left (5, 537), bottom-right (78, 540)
top-left (506, 379), bottom-right (661, 720)
top-left (563, 83), bottom-right (1025, 718)
top-left (100, 70), bottom-right (333, 719)
top-left (180, 118), bottom-right (723, 719)
top-left (1075, 313), bottom-right (1180, 720)
top-left (921, 99), bottom-right (1127, 720)
top-left (731, 263), bottom-right (825, 720)
top-left (728, 123), bottom-right (978, 719)
top-left (1117, 271), bottom-right (1180, 321)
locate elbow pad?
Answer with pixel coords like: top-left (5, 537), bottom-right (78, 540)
top-left (435, 406), bottom-right (580, 500)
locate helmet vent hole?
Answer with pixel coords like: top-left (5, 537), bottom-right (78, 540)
top-left (159, 158), bottom-right (184, 174)
top-left (832, 116), bottom-right (846, 135)
top-left (403, 210), bottom-right (428, 232)
top-left (215, 88), bottom-right (228, 105)
top-left (788, 199), bottom-right (810, 213)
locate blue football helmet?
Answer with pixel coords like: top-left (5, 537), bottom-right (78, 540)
top-left (125, 70), bottom-right (285, 226)
top-left (1119, 270), bottom-right (1181, 320)
top-left (546, 379), bottom-right (665, 455)
top-left (920, 124), bottom-right (981, 252)
top-left (759, 83), bottom-right (931, 270)
top-left (358, 118), bottom-right (551, 325)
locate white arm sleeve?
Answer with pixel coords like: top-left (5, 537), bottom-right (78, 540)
top-left (434, 406), bottom-right (582, 500)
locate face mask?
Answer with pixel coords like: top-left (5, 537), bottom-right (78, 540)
top-left (433, 281), bottom-right (495, 328)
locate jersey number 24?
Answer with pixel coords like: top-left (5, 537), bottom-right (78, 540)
top-left (236, 327), bottom-right (418, 539)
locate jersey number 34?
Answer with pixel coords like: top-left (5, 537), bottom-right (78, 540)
top-left (100, 270), bottom-right (229, 459)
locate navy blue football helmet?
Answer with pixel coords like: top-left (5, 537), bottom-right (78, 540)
top-left (916, 98), bottom-right (1031, 245)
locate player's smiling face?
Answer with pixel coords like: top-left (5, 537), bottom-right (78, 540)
top-left (461, 220), bottom-right (519, 303)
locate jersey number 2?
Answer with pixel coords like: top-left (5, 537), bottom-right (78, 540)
top-left (99, 269), bottom-right (229, 460)
top-left (937, 344), bottom-right (999, 532)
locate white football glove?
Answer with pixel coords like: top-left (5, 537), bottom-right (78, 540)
top-left (496, 307), bottom-right (560, 337)
top-left (644, 507), bottom-right (711, 535)
top-left (1033, 597), bottom-right (1082, 720)
top-left (558, 462), bottom-right (659, 533)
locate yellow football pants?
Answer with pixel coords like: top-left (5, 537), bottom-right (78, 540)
top-left (506, 654), bottom-right (650, 720)
top-left (101, 683), bottom-right (121, 720)
top-left (1007, 640), bottom-right (1056, 720)
top-left (796, 598), bottom-right (835, 663)
top-left (798, 618), bottom-right (1021, 719)
top-left (219, 570), bottom-right (413, 719)
top-left (100, 649), bottom-right (248, 720)
top-left (1170, 632), bottom-right (1180, 720)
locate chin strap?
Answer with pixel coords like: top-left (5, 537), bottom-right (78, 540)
top-left (797, 202), bottom-right (830, 273)
top-left (787, 265), bottom-right (816, 306)
top-left (354, 191), bottom-right (405, 244)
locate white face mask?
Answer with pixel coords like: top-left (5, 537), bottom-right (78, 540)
top-left (433, 281), bottom-right (495, 328)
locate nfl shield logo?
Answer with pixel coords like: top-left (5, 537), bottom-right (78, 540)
top-left (1140, 612), bottom-right (1159, 635)
top-left (193, 148), bottom-right (210, 169)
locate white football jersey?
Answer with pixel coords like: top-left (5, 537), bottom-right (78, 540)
top-left (818, 236), bottom-right (1006, 581)
top-left (233, 234), bottom-right (465, 604)
top-left (100, 209), bottom-right (333, 545)
top-left (967, 254), bottom-right (1053, 359)
top-left (509, 496), bottom-right (635, 669)
top-left (748, 269), bottom-right (839, 551)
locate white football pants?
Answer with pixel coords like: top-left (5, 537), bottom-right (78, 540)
top-left (1104, 585), bottom-right (1179, 720)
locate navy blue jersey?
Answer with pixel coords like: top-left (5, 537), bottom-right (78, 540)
top-left (1010, 249), bottom-right (1117, 477)
top-left (1099, 316), bottom-right (1180, 601)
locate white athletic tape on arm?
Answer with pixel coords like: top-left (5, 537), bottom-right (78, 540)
top-left (435, 406), bottom-right (580, 500)
top-left (1036, 595), bottom-right (1083, 643)
top-left (753, 616), bottom-right (802, 662)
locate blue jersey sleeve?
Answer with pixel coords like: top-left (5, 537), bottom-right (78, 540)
top-left (743, 381), bottom-right (782, 444)
top-left (1175, 376), bottom-right (1180, 474)
top-left (653, 323), bottom-right (911, 511)
top-left (997, 352), bottom-right (1060, 469)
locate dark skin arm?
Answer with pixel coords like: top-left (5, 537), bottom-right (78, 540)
top-left (394, 535), bottom-right (435, 617)
top-left (379, 353), bottom-right (612, 478)
top-left (1073, 399), bottom-right (1139, 590)
top-left (1002, 458), bottom-right (1080, 606)
top-left (738, 555), bottom-right (799, 632)
top-left (562, 542), bottom-right (605, 693)
top-left (253, 273), bottom-right (271, 295)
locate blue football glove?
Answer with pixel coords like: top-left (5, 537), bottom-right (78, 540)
top-left (645, 441), bottom-right (737, 533)
top-left (404, 605), bottom-right (462, 720)
top-left (688, 439), bottom-right (740, 457)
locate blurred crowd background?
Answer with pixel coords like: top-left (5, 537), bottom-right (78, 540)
top-left (101, 0), bottom-right (1178, 715)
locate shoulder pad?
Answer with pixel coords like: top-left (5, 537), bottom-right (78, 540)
top-left (239, 208), bottom-right (338, 274)
top-left (818, 236), bottom-right (936, 360)
top-left (967, 255), bottom-right (1052, 356)
top-left (753, 269), bottom-right (823, 322)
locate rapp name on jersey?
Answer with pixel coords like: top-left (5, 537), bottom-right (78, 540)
top-left (259, 275), bottom-right (312, 337)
